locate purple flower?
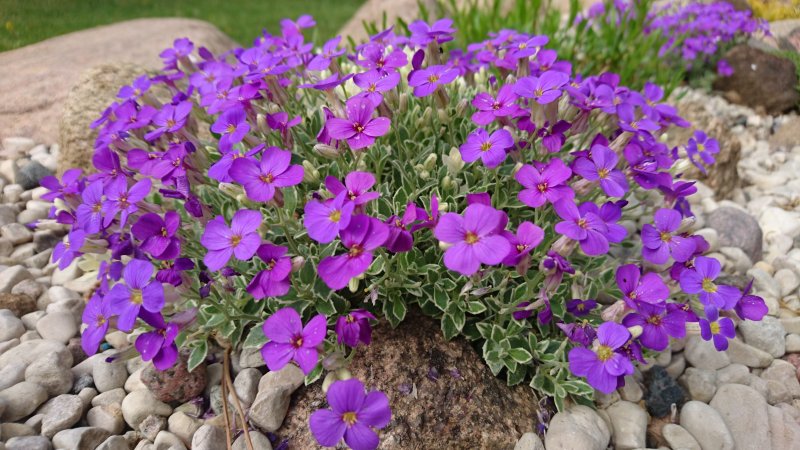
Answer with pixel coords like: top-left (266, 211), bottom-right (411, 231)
top-left (247, 243), bottom-right (292, 299)
top-left (156, 258), bottom-right (194, 286)
top-left (622, 302), bottom-right (686, 351)
top-left (131, 212), bottom-right (181, 260)
top-left (568, 322), bottom-right (634, 394)
top-left (357, 44), bottom-right (407, 73)
top-left (384, 204), bottom-right (417, 253)
top-left (230, 147), bottom-right (304, 202)
top-left (102, 178), bottom-right (152, 228)
top-left (686, 130), bottom-right (720, 174)
top-left (514, 71), bottom-right (569, 104)
top-left (717, 59), bottom-right (734, 77)
top-left (408, 65), bottom-right (458, 97)
top-left (617, 103), bottom-right (660, 134)
top-left (572, 144), bottom-right (629, 197)
top-left (335, 310), bottom-right (376, 347)
top-left (117, 75), bottom-right (151, 100)
top-left (641, 208), bottom-right (696, 264)
top-left (409, 18), bottom-right (455, 46)
top-left (52, 230), bottom-right (86, 270)
top-left (135, 310), bottom-right (179, 370)
top-left (459, 128), bottom-right (514, 168)
top-left (680, 256), bottom-right (741, 312)
top-left (326, 97), bottom-right (391, 150)
top-left (516, 158), bottom-right (573, 208)
top-left (567, 299), bottom-right (597, 317)
top-left (471, 84), bottom-right (519, 125)
top-left (211, 106), bottom-right (251, 151)
top-left (616, 264), bottom-right (669, 309)
top-left (557, 321), bottom-right (597, 346)
top-left (325, 172), bottom-right (380, 206)
top-left (308, 36), bottom-right (346, 71)
top-left (144, 101), bottom-right (192, 141)
top-left (699, 308), bottom-right (736, 351)
top-left (208, 145), bottom-right (262, 183)
top-left (735, 280), bottom-right (768, 321)
top-left (81, 294), bottom-right (111, 356)
top-left (318, 215), bottom-right (390, 290)
top-left (309, 378), bottom-right (391, 450)
top-left (201, 209), bottom-right (262, 271)
top-left (553, 199), bottom-right (610, 256)
top-left (434, 203), bottom-right (511, 276)
top-left (41, 168), bottom-right (83, 202)
top-left (538, 120), bottom-right (571, 153)
top-left (75, 180), bottom-right (105, 234)
top-left (501, 221), bottom-right (544, 266)
top-left (261, 307), bottom-right (327, 374)
top-left (513, 302), bottom-right (532, 321)
top-left (106, 259), bottom-right (164, 332)
top-left (304, 192), bottom-right (356, 244)
top-left (353, 70), bottom-right (401, 106)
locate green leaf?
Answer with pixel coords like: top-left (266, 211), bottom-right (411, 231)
top-left (465, 300), bottom-right (487, 314)
top-left (304, 364), bottom-right (324, 386)
top-left (433, 286), bottom-right (449, 311)
top-left (506, 366), bottom-right (527, 386)
top-left (188, 341), bottom-right (208, 372)
top-left (242, 326), bottom-right (268, 349)
top-left (283, 187), bottom-right (298, 214)
top-left (507, 348), bottom-right (533, 364)
top-left (441, 313), bottom-right (460, 341)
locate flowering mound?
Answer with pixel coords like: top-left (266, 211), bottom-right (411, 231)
top-left (43, 14), bottom-right (768, 450)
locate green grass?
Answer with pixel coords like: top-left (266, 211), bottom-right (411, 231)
top-left (0, 0), bottom-right (365, 52)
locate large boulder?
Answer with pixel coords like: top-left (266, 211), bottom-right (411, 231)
top-left (712, 44), bottom-right (800, 115)
top-left (277, 310), bottom-right (540, 449)
top-left (0, 18), bottom-right (238, 146)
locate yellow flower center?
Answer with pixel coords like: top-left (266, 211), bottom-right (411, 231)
top-left (130, 289), bottom-right (143, 305)
top-left (266, 259), bottom-right (276, 270)
top-left (534, 88), bottom-right (544, 97)
top-left (660, 231), bottom-right (672, 243)
top-left (647, 315), bottom-right (662, 325)
top-left (480, 142), bottom-right (492, 152)
top-left (597, 168), bottom-right (609, 179)
top-left (368, 84), bottom-right (377, 92)
top-left (465, 231), bottom-right (479, 244)
top-left (166, 119), bottom-right (176, 128)
top-left (537, 182), bottom-right (548, 193)
top-left (349, 245), bottom-right (364, 257)
top-left (516, 244), bottom-right (527, 252)
top-left (259, 174), bottom-right (275, 184)
top-left (226, 124), bottom-right (236, 134)
top-left (161, 227), bottom-right (169, 237)
top-left (427, 74), bottom-right (440, 83)
top-left (290, 335), bottom-right (303, 348)
top-left (230, 235), bottom-right (242, 247)
top-left (342, 412), bottom-right (358, 426)
top-left (577, 304), bottom-right (585, 311)
top-left (96, 315), bottom-right (106, 326)
top-left (596, 345), bottom-right (613, 362)
top-left (710, 321), bottom-right (720, 334)
top-left (697, 143), bottom-right (705, 152)
top-left (329, 210), bottom-right (342, 223)
top-left (353, 123), bottom-right (365, 133)
top-left (577, 218), bottom-right (587, 229)
top-left (702, 278), bottom-right (717, 293)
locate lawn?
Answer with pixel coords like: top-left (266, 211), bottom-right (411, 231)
top-left (0, 0), bottom-right (365, 52)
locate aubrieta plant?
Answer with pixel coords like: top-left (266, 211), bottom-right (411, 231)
top-left (42, 14), bottom-right (769, 450)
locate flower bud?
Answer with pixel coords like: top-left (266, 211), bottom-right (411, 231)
top-left (322, 372), bottom-right (337, 393)
top-left (218, 183), bottom-right (243, 198)
top-left (291, 256), bottom-right (305, 272)
top-left (313, 143), bottom-right (341, 159)
top-left (627, 325), bottom-right (643, 339)
top-left (601, 300), bottom-right (627, 322)
top-left (512, 162), bottom-right (524, 176)
top-left (437, 109), bottom-right (450, 124)
top-left (456, 98), bottom-right (470, 117)
top-left (419, 170), bottom-right (430, 180)
top-left (256, 113), bottom-right (269, 133)
top-left (443, 147), bottom-right (465, 175)
top-left (441, 175), bottom-right (454, 191)
top-left (438, 241), bottom-right (452, 251)
top-left (302, 161), bottom-right (320, 183)
top-left (423, 153), bottom-right (438, 171)
top-left (421, 106), bottom-right (433, 125)
top-left (399, 93), bottom-right (409, 113)
top-left (348, 277), bottom-right (359, 293)
top-left (672, 157), bottom-right (693, 174)
top-left (322, 351), bottom-right (346, 371)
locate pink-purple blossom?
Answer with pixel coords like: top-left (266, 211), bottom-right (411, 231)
top-left (261, 307), bottom-right (327, 374)
top-left (434, 203), bottom-right (511, 276)
top-left (336, 310), bottom-right (376, 347)
top-left (304, 192), bottom-right (356, 244)
top-left (230, 147), bottom-right (304, 202)
top-left (247, 243), bottom-right (292, 299)
top-left (407, 65), bottom-right (458, 97)
top-left (641, 208), bottom-right (696, 264)
top-left (326, 97), bottom-right (391, 150)
top-left (515, 158), bottom-right (574, 208)
top-left (568, 322), bottom-right (634, 393)
top-left (200, 209), bottom-right (262, 271)
top-left (106, 259), bottom-right (165, 332)
top-left (459, 128), bottom-right (514, 168)
top-left (318, 215), bottom-right (389, 290)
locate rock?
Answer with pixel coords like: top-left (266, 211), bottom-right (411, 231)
top-left (0, 361), bottom-right (26, 391)
top-left (662, 423), bottom-right (701, 450)
top-left (141, 352), bottom-right (206, 403)
top-left (15, 162), bottom-right (52, 191)
top-left (96, 435), bottom-right (129, 450)
top-left (72, 373), bottom-right (94, 394)
top-left (4, 436), bottom-right (52, 450)
top-left (1, 137), bottom-right (36, 157)
top-left (644, 365), bottom-right (688, 418)
top-left (93, 358), bottom-right (128, 393)
top-left (191, 424), bottom-right (227, 450)
top-left (665, 352), bottom-right (686, 378)
top-left (707, 207), bottom-right (764, 262)
top-left (232, 430), bottom-right (273, 450)
top-left (1, 225), bottom-right (33, 246)
top-left (0, 266), bottom-right (32, 293)
top-left (768, 403), bottom-right (800, 450)
top-left (740, 316), bottom-right (787, 358)
top-left (685, 336), bottom-right (731, 370)
top-left (67, 337), bottom-right (88, 366)
top-left (12, 279), bottom-right (44, 301)
top-left (167, 411), bottom-right (203, 447)
top-left (52, 427), bottom-right (111, 450)
top-left (0, 312), bottom-right (24, 341)
top-left (36, 312), bottom-right (78, 344)
top-left (154, 430), bottom-right (187, 450)
top-left (762, 360), bottom-right (800, 398)
top-left (0, 381), bottom-right (48, 421)
top-left (249, 365), bottom-right (304, 432)
top-left (544, 405), bottom-right (610, 450)
top-left (87, 404), bottom-right (125, 435)
top-left (725, 338), bottom-right (774, 368)
top-left (139, 413), bottom-right (167, 442)
top-left (25, 351), bottom-right (73, 396)
top-left (618, 375), bottom-right (643, 402)
top-left (606, 401), bottom-right (647, 449)
top-left (125, 366), bottom-right (146, 392)
top-left (776, 269), bottom-right (800, 297)
top-left (121, 389), bottom-right (173, 429)
top-left (680, 400), bottom-right (735, 450)
top-left (716, 363), bottom-right (750, 386)
top-left (278, 311), bottom-right (541, 449)
top-left (1, 422), bottom-right (36, 439)
top-left (39, 394), bottom-right (84, 438)
top-left (710, 384), bottom-right (772, 449)
top-left (238, 346), bottom-right (266, 368)
top-left (713, 44), bottom-right (800, 115)
top-left (230, 367), bottom-right (260, 408)
top-left (761, 207), bottom-right (800, 239)
top-left (91, 388), bottom-right (126, 407)
top-left (679, 367), bottom-right (718, 403)
top-left (513, 432), bottom-right (544, 450)
top-left (0, 293), bottom-right (35, 316)
top-left (786, 333), bottom-right (800, 353)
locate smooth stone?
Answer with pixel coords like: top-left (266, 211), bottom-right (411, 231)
top-left (91, 388), bottom-right (126, 407)
top-left (665, 352), bottom-right (686, 379)
top-left (11, 279), bottom-right (43, 301)
top-left (191, 425), bottom-right (226, 450)
top-left (20, 310), bottom-right (45, 330)
top-left (761, 207), bottom-right (800, 239)
top-left (786, 333), bottom-right (800, 352)
top-left (1, 422), bottom-right (36, 438)
top-left (4, 436), bottom-right (52, 450)
top-left (544, 405), bottom-right (610, 450)
top-left (232, 430), bottom-right (273, 450)
top-left (52, 427), bottom-right (111, 450)
top-left (15, 161), bottom-right (52, 190)
top-left (121, 389), bottom-right (173, 429)
top-left (25, 350), bottom-right (73, 396)
top-left (767, 403), bottom-right (800, 450)
top-left (87, 404), bottom-right (125, 435)
top-left (0, 361), bottom-right (26, 391)
top-left (125, 366), bottom-right (146, 392)
top-left (231, 367), bottom-right (261, 407)
top-left (93, 357), bottom-right (128, 392)
top-left (0, 336), bottom-right (18, 356)
top-left (680, 400), bottom-right (735, 450)
top-left (710, 384), bottom-right (772, 450)
top-left (0, 265), bottom-right (32, 293)
top-left (35, 312), bottom-right (78, 344)
top-left (618, 375), bottom-right (643, 403)
top-left (775, 269), bottom-right (800, 297)
top-left (167, 411), bottom-right (203, 447)
top-left (662, 423), bottom-right (701, 450)
top-left (685, 336), bottom-right (731, 370)
top-left (96, 435), bottom-right (130, 450)
top-left (0, 313), bottom-right (24, 341)
top-left (716, 364), bottom-right (750, 386)
top-left (739, 316), bottom-right (787, 358)
top-left (725, 338), bottom-right (774, 368)
top-left (606, 401), bottom-right (647, 449)
top-left (38, 394), bottom-right (84, 438)
top-left (761, 360), bottom-right (800, 399)
top-left (0, 381), bottom-right (48, 421)
top-left (249, 365), bottom-right (305, 432)
top-left (679, 367), bottom-right (718, 403)
top-left (203, 363), bottom-right (222, 397)
top-left (154, 430), bottom-right (187, 450)
top-left (0, 225), bottom-right (33, 246)
top-left (238, 346), bottom-right (266, 368)
top-left (138, 414), bottom-right (167, 442)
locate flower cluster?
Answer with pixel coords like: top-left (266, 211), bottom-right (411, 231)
top-left (43, 13), bottom-right (768, 449)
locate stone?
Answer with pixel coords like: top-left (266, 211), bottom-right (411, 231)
top-left (0, 266), bottom-right (32, 293)
top-left (761, 360), bottom-right (800, 399)
top-left (96, 435), bottom-right (129, 450)
top-left (121, 389), bottom-right (173, 429)
top-left (707, 207), bottom-right (763, 263)
top-left (191, 424), bottom-right (227, 450)
top-left (0, 361), bottom-right (26, 391)
top-left (87, 404), bottom-right (125, 435)
top-left (72, 373), bottom-right (94, 393)
top-left (167, 411), bottom-right (203, 447)
top-left (606, 401), bottom-right (647, 449)
top-left (713, 44), bottom-right (800, 114)
top-left (249, 365), bottom-right (305, 432)
top-left (93, 358), bottom-right (128, 392)
top-left (0, 381), bottom-right (48, 421)
top-left (513, 432), bottom-right (544, 450)
top-left (1, 137), bottom-right (36, 157)
top-left (776, 269), bottom-right (800, 297)
top-left (35, 311), bottom-right (78, 344)
top-left (4, 436), bottom-right (52, 450)
top-left (0, 293), bottom-right (35, 316)
top-left (77, 387), bottom-right (98, 411)
top-left (39, 394), bottom-right (84, 438)
top-left (644, 365), bottom-right (688, 418)
top-left (25, 351), bottom-right (73, 396)
top-left (67, 337), bottom-right (88, 366)
top-left (230, 367), bottom-right (260, 408)
top-left (662, 423), bottom-right (701, 450)
top-left (154, 431), bottom-right (187, 450)
top-left (141, 352), bottom-right (206, 403)
top-left (11, 279), bottom-right (44, 300)
top-left (278, 311), bottom-right (541, 449)
top-left (238, 346), bottom-right (266, 368)
top-left (740, 316), bottom-right (786, 358)
top-left (1, 225), bottom-right (33, 246)
top-left (768, 403), bottom-right (800, 450)
top-left (725, 338), bottom-right (774, 368)
top-left (710, 384), bottom-right (771, 450)
top-left (15, 161), bottom-right (52, 190)
top-left (786, 333), bottom-right (800, 353)
top-left (716, 363), bottom-right (750, 386)
top-left (679, 367), bottom-right (718, 403)
top-left (685, 336), bottom-right (731, 370)
top-left (680, 400), bottom-right (735, 450)
top-left (761, 207), bottom-right (800, 239)
top-left (544, 405), bottom-right (610, 450)
top-left (139, 413), bottom-right (167, 442)
top-left (0, 312), bottom-right (24, 341)
top-left (1, 422), bottom-right (36, 439)
top-left (92, 388), bottom-right (126, 407)
top-left (618, 375), bottom-right (643, 403)
top-left (52, 427), bottom-right (111, 450)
